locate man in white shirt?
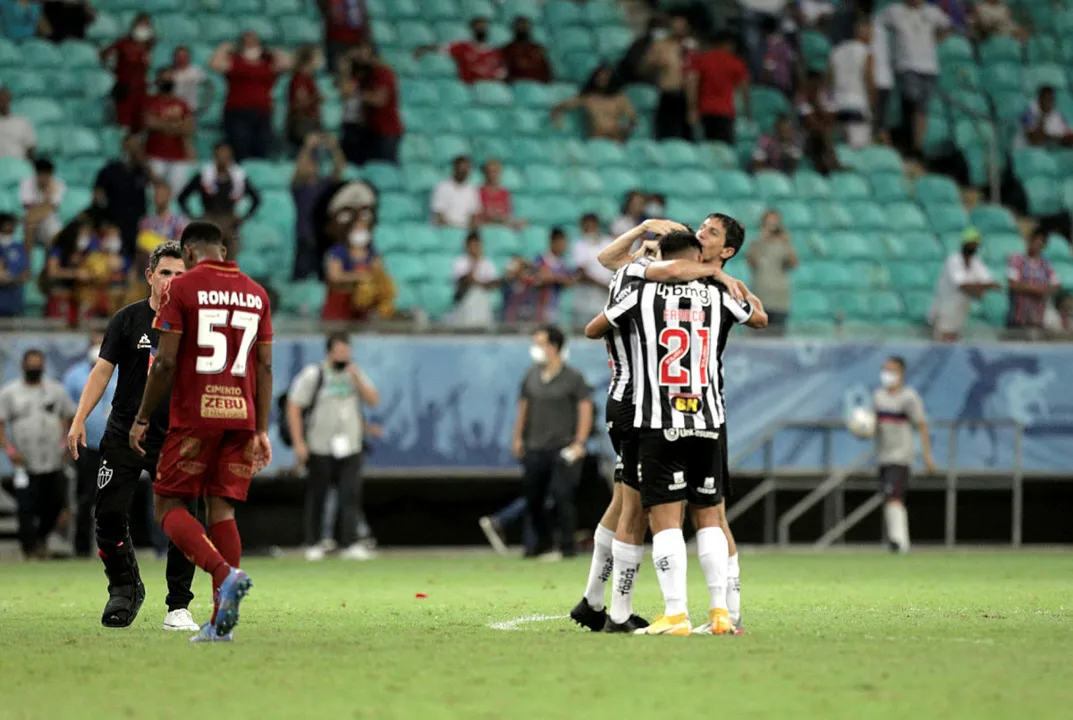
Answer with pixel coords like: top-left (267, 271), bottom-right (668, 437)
top-left (930, 228), bottom-right (1001, 341)
top-left (0, 87), bottom-right (36, 159)
top-left (449, 230), bottom-right (500, 327)
top-left (430, 155), bottom-right (481, 229)
top-left (830, 20), bottom-right (876, 148)
top-left (877, 0), bottom-right (951, 157)
top-left (19, 158), bottom-right (66, 246)
top-left (1017, 85), bottom-right (1073, 150)
top-left (569, 213), bottom-right (615, 324)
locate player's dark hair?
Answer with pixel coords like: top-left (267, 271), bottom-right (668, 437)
top-left (148, 240), bottom-right (182, 272)
top-left (326, 332), bottom-right (349, 351)
top-left (540, 324), bottom-right (565, 351)
top-left (180, 220), bottom-right (225, 249)
top-left (708, 213), bottom-right (745, 263)
top-left (659, 229), bottom-right (702, 258)
top-left (22, 348), bottom-right (43, 363)
top-left (888, 355), bottom-right (907, 373)
top-left (34, 157), bottom-right (54, 174)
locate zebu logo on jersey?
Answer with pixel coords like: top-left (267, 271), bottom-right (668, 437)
top-left (671, 394), bottom-right (702, 414)
top-left (200, 384), bottom-right (248, 419)
top-left (97, 463), bottom-right (113, 489)
top-left (657, 283), bottom-right (712, 304)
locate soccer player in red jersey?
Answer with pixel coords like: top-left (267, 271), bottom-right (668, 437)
top-left (130, 220), bottom-right (273, 642)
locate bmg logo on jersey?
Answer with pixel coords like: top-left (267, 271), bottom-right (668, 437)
top-left (657, 283), bottom-right (712, 305)
top-left (671, 394), bottom-right (702, 414)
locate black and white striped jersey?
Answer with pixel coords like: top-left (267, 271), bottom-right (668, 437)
top-left (604, 257), bottom-right (651, 405)
top-left (605, 275), bottom-right (753, 430)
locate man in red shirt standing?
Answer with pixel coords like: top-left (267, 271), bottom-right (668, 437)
top-left (145, 69), bottom-right (195, 197)
top-left (130, 220), bottom-right (273, 642)
top-left (340, 43), bottom-right (404, 165)
top-left (501, 16), bottom-right (552, 83)
top-left (317, 0), bottom-right (369, 72)
top-left (1007, 228), bottom-right (1061, 335)
top-left (101, 13), bottom-right (154, 132)
top-left (686, 32), bottom-right (751, 144)
top-left (414, 16), bottom-right (505, 84)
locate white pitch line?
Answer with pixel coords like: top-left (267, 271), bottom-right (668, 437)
top-left (488, 614), bottom-right (569, 631)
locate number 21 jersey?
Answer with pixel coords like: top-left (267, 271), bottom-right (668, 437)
top-left (153, 259), bottom-right (273, 431)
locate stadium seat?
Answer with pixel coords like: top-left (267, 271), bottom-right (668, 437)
top-left (625, 84), bottom-right (659, 113)
top-left (62, 41), bottom-right (101, 70)
top-left (885, 202), bottom-right (929, 232)
top-left (378, 193), bottom-right (425, 222)
top-left (471, 137), bottom-right (512, 165)
top-left (927, 204), bottom-right (969, 234)
top-left (60, 127), bottom-right (102, 158)
top-left (792, 290), bottom-right (833, 318)
top-left (792, 171), bottom-right (830, 199)
top-left (429, 135), bottom-right (470, 165)
top-left (595, 26), bottom-right (633, 57)
top-left (1024, 176), bottom-right (1063, 215)
top-left (915, 175), bottom-right (961, 206)
top-left (20, 39), bottom-right (63, 69)
top-left (599, 168), bottom-right (643, 198)
top-left (545, 0), bottom-right (584, 25)
top-left (479, 225), bottom-right (521, 256)
top-left (801, 31), bottom-right (831, 71)
top-left (460, 107), bottom-right (501, 135)
top-left (754, 171), bottom-right (793, 199)
top-left (12, 98), bottom-right (64, 125)
top-left (362, 162), bottom-right (404, 192)
top-left (555, 26), bottom-right (594, 54)
top-left (524, 165), bottom-right (567, 193)
top-left (828, 172), bottom-right (870, 201)
top-left (827, 231), bottom-right (873, 260)
top-left (473, 82), bottom-right (513, 107)
top-left (582, 1), bottom-right (624, 25)
top-left (567, 167), bottom-right (604, 195)
top-left (853, 147), bottom-right (903, 174)
top-left (279, 16), bottom-right (321, 45)
top-left (848, 202), bottom-right (888, 231)
top-left (979, 35), bottom-right (1021, 66)
top-left (1024, 64), bottom-right (1067, 94)
top-left (582, 139), bottom-right (627, 167)
top-left (812, 201), bottom-right (853, 231)
top-left (870, 172), bottom-right (910, 202)
top-left (982, 232), bottom-right (1026, 263)
top-left (888, 262), bottom-right (935, 290)
top-left (243, 160), bottom-right (291, 191)
top-left (403, 164), bottom-right (442, 194)
top-left (1013, 147), bottom-right (1059, 178)
top-left (713, 171), bottom-right (756, 199)
top-left (938, 35), bottom-right (974, 65)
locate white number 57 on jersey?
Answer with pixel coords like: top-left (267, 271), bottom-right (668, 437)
top-left (196, 309), bottom-right (261, 377)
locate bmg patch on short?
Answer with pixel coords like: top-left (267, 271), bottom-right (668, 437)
top-left (154, 429), bottom-right (257, 502)
top-left (878, 464), bottom-right (910, 502)
top-left (637, 429), bottom-right (727, 508)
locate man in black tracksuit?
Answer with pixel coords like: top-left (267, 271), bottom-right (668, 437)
top-left (67, 241), bottom-right (198, 630)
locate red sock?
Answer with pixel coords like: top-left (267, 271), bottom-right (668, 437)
top-left (209, 519), bottom-right (242, 624)
top-left (161, 508), bottom-right (231, 587)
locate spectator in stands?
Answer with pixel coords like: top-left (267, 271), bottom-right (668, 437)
top-left (41, 0), bottom-right (93, 42)
top-left (322, 208), bottom-right (395, 320)
top-left (145, 69), bottom-right (195, 197)
top-left (293, 133), bottom-right (345, 280)
top-left (431, 155), bottom-right (481, 229)
top-left (529, 227), bottom-right (575, 323)
top-left (740, 0), bottom-right (789, 78)
top-left (477, 159), bottom-right (523, 228)
top-left (970, 0), bottom-right (1026, 41)
top-left (929, 228), bottom-right (1000, 341)
top-left (339, 42), bottom-right (403, 165)
top-left (0, 214), bottom-right (30, 317)
top-left (872, 11), bottom-right (894, 145)
top-left (317, 0), bottom-right (371, 72)
top-left (501, 255), bottom-right (532, 322)
top-left (501, 16), bottom-right (552, 83)
top-left (570, 213), bottom-right (615, 323)
top-left (1017, 85), bottom-right (1073, 150)
top-left (81, 221), bottom-right (127, 317)
top-left (93, 133), bottom-right (150, 257)
top-left (642, 12), bottom-right (693, 140)
top-left (44, 216), bottom-right (91, 325)
top-left (1006, 228), bottom-right (1061, 335)
top-left (178, 142), bottom-right (262, 243)
top-left (1044, 289), bottom-right (1073, 336)
top-left (100, 13), bottom-right (154, 133)
top-left (759, 15), bottom-right (797, 98)
top-left (686, 32), bottom-right (751, 144)
top-left (796, 71), bottom-right (841, 174)
top-left (211, 32), bottom-right (294, 161)
top-left (551, 64), bottom-right (637, 143)
top-left (448, 230), bottom-right (500, 328)
top-left (133, 181), bottom-right (187, 282)
top-left (831, 20), bottom-right (875, 149)
top-left (20, 158), bottom-right (65, 247)
top-left (287, 46), bottom-right (324, 151)
top-left (752, 114), bottom-right (803, 173)
top-left (0, 86), bottom-right (36, 159)
top-left (1, 0), bottom-right (48, 40)
top-left (746, 210), bottom-right (798, 332)
top-left (169, 46), bottom-right (211, 114)
top-left (876, 0), bottom-right (951, 159)
top-left (610, 190), bottom-right (646, 237)
top-left (414, 16), bottom-right (506, 84)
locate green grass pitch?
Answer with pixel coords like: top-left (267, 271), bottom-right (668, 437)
top-left (2, 551), bottom-right (1071, 719)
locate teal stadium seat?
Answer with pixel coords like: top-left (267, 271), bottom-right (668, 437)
top-left (156, 14), bottom-right (200, 43)
top-left (243, 160), bottom-right (291, 191)
top-left (869, 172), bottom-right (910, 201)
top-left (471, 137), bottom-right (512, 164)
top-left (545, 1), bottom-right (584, 26)
top-left (713, 171), bottom-right (756, 199)
top-left (927, 203), bottom-right (969, 234)
top-left (902, 291), bottom-right (933, 322)
top-left (582, 1), bottom-right (624, 25)
top-left (774, 200), bottom-right (812, 230)
top-left (473, 82), bottom-right (513, 106)
top-left (1027, 36), bottom-right (1061, 65)
top-left (460, 107), bottom-right (501, 135)
top-left (567, 167), bottom-right (604, 195)
top-left (599, 168), bottom-right (643, 198)
top-left (668, 169), bottom-right (716, 198)
top-left (583, 139), bottom-right (627, 167)
top-left (869, 291), bottom-right (905, 321)
top-left (983, 63), bottom-right (1022, 96)
top-left (801, 31), bottom-right (831, 71)
top-left (59, 187), bottom-right (92, 222)
top-left (239, 17), bottom-right (280, 44)
top-left (626, 85), bottom-right (659, 113)
top-left (979, 35), bottom-right (1021, 66)
top-left (812, 201), bottom-right (853, 231)
top-left (889, 262), bottom-right (935, 290)
top-left (62, 41), bottom-right (100, 70)
top-left (1025, 176), bottom-right (1063, 215)
top-left (754, 171), bottom-right (793, 199)
top-left (20, 39), bottom-right (63, 69)
top-left (437, 79), bottom-right (473, 108)
top-left (1024, 64), bottom-right (1067, 94)
top-left (479, 226), bottom-right (521, 256)
top-left (524, 165), bottom-right (567, 193)
top-left (792, 290), bottom-right (833, 320)
top-left (371, 0), bottom-right (419, 20)
top-left (421, 283), bottom-right (456, 319)
top-left (279, 16), bottom-right (321, 46)
top-left (403, 164), bottom-right (442, 193)
top-left (362, 162), bottom-right (404, 192)
top-left (60, 127), bottom-right (102, 158)
top-left (512, 81), bottom-right (555, 109)
top-left (425, 0), bottom-right (462, 23)
top-left (430, 135), bottom-right (470, 165)
top-left (1013, 147), bottom-right (1058, 178)
top-left (281, 281), bottom-right (327, 317)
top-left (853, 146), bottom-right (903, 174)
top-left (982, 232), bottom-right (1025, 263)
top-left (885, 202), bottom-right (929, 231)
top-left (793, 171), bottom-right (830, 199)
top-left (915, 175), bottom-right (961, 206)
top-left (2, 70), bottom-right (47, 97)
top-left (394, 20), bottom-right (436, 48)
top-left (12, 98), bottom-right (63, 125)
top-left (81, 68), bottom-right (117, 101)
top-left (829, 172), bottom-right (870, 201)
top-left (827, 231), bottom-right (874, 260)
top-left (378, 193), bottom-right (424, 222)
top-left (938, 35), bottom-right (973, 66)
top-left (849, 202), bottom-right (888, 231)
top-left (0, 39), bottom-right (21, 67)
top-left (264, 0), bottom-right (303, 16)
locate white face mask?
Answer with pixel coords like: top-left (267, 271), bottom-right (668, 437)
top-left (651, 29), bottom-right (670, 41)
top-left (880, 370), bottom-right (900, 389)
top-left (242, 46), bottom-right (262, 61)
top-left (76, 234), bottom-right (91, 251)
top-left (102, 236), bottom-right (122, 253)
top-left (529, 345), bottom-right (547, 365)
top-left (349, 229), bottom-right (371, 248)
top-left (0, 233), bottom-right (14, 246)
top-left (645, 202), bottom-right (664, 217)
top-left (132, 25), bottom-right (153, 42)
top-left (87, 345), bottom-right (100, 364)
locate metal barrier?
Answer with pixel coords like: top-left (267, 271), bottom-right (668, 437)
top-left (727, 419), bottom-right (1025, 548)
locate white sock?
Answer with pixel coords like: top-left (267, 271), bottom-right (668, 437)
top-left (896, 504), bottom-right (911, 552)
top-left (582, 524), bottom-right (615, 610)
top-left (695, 527), bottom-right (729, 611)
top-left (609, 540), bottom-right (644, 624)
top-left (727, 552), bottom-right (741, 627)
top-left (884, 503), bottom-right (902, 549)
top-left (651, 528), bottom-right (688, 617)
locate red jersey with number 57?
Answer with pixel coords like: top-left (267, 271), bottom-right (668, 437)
top-left (153, 260), bottom-right (273, 431)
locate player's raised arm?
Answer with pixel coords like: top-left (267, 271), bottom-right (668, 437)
top-left (597, 219), bottom-right (686, 270)
top-left (585, 311), bottom-right (612, 339)
top-left (68, 356), bottom-right (117, 459)
top-left (131, 332), bottom-right (180, 455)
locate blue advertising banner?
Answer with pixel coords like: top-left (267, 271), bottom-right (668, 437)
top-left (1, 334), bottom-right (1071, 475)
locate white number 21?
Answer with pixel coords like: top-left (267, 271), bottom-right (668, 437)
top-left (196, 309), bottom-right (261, 377)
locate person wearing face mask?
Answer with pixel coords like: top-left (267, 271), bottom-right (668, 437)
top-left (81, 222), bottom-right (129, 316)
top-left (0, 349), bottom-right (76, 559)
top-left (100, 14), bottom-right (154, 132)
top-left (873, 356), bottom-right (935, 554)
top-left (746, 209), bottom-right (798, 331)
top-left (501, 15), bottom-right (552, 83)
top-left (0, 213), bottom-right (30, 317)
top-left (145, 69), bottom-right (195, 197)
top-left (19, 157), bottom-right (66, 247)
top-left (292, 133), bottom-right (345, 280)
top-left (929, 227), bottom-right (1000, 341)
top-left (449, 230), bottom-right (500, 327)
top-left (512, 325), bottom-right (594, 559)
top-left (287, 45), bottom-right (325, 151)
top-left (62, 331), bottom-right (114, 558)
top-left (551, 64), bottom-right (638, 142)
top-left (43, 216), bottom-right (93, 326)
top-left (94, 133), bottom-right (151, 256)
top-left (322, 209), bottom-right (395, 320)
top-left (287, 333), bottom-right (381, 561)
top-left (414, 15), bottom-right (506, 84)
top-left (642, 12), bottom-right (694, 140)
top-left (570, 213), bottom-right (616, 324)
top-left (169, 46), bottom-right (211, 114)
top-left (430, 155), bottom-right (481, 229)
top-left (178, 142), bottom-right (262, 246)
top-left (210, 32), bottom-right (294, 161)
top-left (338, 41), bottom-right (404, 166)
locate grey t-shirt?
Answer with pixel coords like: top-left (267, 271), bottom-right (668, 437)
top-left (520, 365), bottom-right (591, 452)
top-left (0, 378), bottom-right (75, 474)
top-left (288, 363), bottom-right (375, 458)
top-left (873, 385), bottom-right (927, 466)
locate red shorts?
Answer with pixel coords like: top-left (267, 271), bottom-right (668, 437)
top-left (154, 428), bottom-right (257, 502)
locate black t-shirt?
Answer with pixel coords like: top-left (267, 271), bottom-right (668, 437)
top-left (99, 298), bottom-right (171, 449)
